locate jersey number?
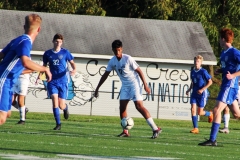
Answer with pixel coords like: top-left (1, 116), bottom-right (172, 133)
top-left (53, 59), bottom-right (59, 65)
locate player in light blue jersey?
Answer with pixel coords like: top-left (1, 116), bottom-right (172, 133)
top-left (94, 40), bottom-right (162, 139)
top-left (41, 33), bottom-right (76, 130)
top-left (186, 55), bottom-right (213, 134)
top-left (0, 14), bottom-right (52, 125)
top-left (199, 28), bottom-right (240, 146)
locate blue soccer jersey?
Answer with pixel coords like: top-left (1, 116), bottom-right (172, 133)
top-left (43, 48), bottom-right (74, 83)
top-left (0, 34), bottom-right (32, 112)
top-left (190, 68), bottom-right (211, 98)
top-left (220, 47), bottom-right (240, 88)
top-left (0, 34), bottom-right (32, 84)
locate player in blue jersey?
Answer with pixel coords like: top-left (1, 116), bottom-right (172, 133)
top-left (186, 55), bottom-right (213, 134)
top-left (94, 40), bottom-right (161, 139)
top-left (0, 14), bottom-right (52, 125)
top-left (40, 33), bottom-right (76, 130)
top-left (199, 28), bottom-right (240, 146)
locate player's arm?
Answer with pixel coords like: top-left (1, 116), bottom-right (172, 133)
top-left (69, 60), bottom-right (76, 76)
top-left (135, 67), bottom-right (150, 94)
top-left (226, 71), bottom-right (240, 80)
top-left (186, 82), bottom-right (193, 95)
top-left (94, 71), bottom-right (110, 97)
top-left (0, 52), bottom-right (4, 61)
top-left (21, 69), bottom-right (34, 74)
top-left (198, 79), bottom-right (212, 94)
top-left (21, 56), bottom-right (52, 82)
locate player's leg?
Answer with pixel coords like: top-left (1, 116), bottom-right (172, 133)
top-left (118, 99), bottom-right (130, 137)
top-left (58, 83), bottom-right (69, 120)
top-left (190, 103), bottom-right (199, 134)
top-left (219, 106), bottom-right (230, 133)
top-left (198, 87), bottom-right (235, 146)
top-left (228, 99), bottom-right (240, 118)
top-left (17, 95), bottom-right (27, 124)
top-left (48, 82), bottom-right (61, 130)
top-left (197, 96), bottom-right (213, 123)
top-left (11, 94), bottom-right (19, 110)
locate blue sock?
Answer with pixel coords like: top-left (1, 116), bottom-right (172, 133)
top-left (204, 111), bottom-right (210, 116)
top-left (64, 104), bottom-right (68, 111)
top-left (210, 122), bottom-right (220, 142)
top-left (192, 116), bottom-right (198, 128)
top-left (53, 108), bottom-right (61, 125)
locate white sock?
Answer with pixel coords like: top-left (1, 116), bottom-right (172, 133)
top-left (224, 114), bottom-right (230, 128)
top-left (20, 106), bottom-right (26, 121)
top-left (146, 117), bottom-right (158, 131)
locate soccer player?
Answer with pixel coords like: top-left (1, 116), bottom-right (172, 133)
top-left (40, 33), bottom-right (76, 130)
top-left (94, 40), bottom-right (162, 139)
top-left (198, 28), bottom-right (240, 146)
top-left (186, 55), bottom-right (213, 134)
top-left (0, 14), bottom-right (52, 125)
top-left (12, 70), bottom-right (31, 125)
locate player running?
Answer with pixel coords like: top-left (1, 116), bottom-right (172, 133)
top-left (186, 55), bottom-right (213, 134)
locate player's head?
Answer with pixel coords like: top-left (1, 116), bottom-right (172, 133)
top-left (112, 40), bottom-right (123, 59)
top-left (219, 28), bottom-right (234, 47)
top-left (194, 55), bottom-right (203, 69)
top-left (52, 33), bottom-right (63, 49)
top-left (24, 14), bottom-right (42, 34)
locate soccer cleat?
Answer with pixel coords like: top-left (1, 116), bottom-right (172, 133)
top-left (198, 139), bottom-right (217, 146)
top-left (63, 104), bottom-right (69, 120)
top-left (151, 127), bottom-right (162, 139)
top-left (117, 130), bottom-right (130, 137)
top-left (190, 128), bottom-right (199, 134)
top-left (219, 128), bottom-right (230, 134)
top-left (208, 111), bottom-right (213, 123)
top-left (53, 124), bottom-right (61, 130)
top-left (16, 120), bottom-right (25, 125)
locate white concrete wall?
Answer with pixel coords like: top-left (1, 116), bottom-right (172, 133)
top-left (21, 54), bottom-right (192, 120)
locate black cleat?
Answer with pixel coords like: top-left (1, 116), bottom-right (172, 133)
top-left (151, 127), bottom-right (162, 139)
top-left (16, 120), bottom-right (25, 125)
top-left (198, 139), bottom-right (217, 146)
top-left (53, 124), bottom-right (61, 130)
top-left (63, 104), bottom-right (69, 120)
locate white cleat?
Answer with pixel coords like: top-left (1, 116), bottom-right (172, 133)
top-left (219, 128), bottom-right (230, 134)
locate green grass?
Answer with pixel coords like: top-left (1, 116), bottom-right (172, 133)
top-left (1, 112), bottom-right (240, 160)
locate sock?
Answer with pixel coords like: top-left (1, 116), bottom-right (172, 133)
top-left (63, 104), bottom-right (68, 111)
top-left (53, 108), bottom-right (61, 125)
top-left (223, 114), bottom-right (230, 128)
top-left (146, 117), bottom-right (158, 131)
top-left (192, 116), bottom-right (198, 128)
top-left (209, 122), bottom-right (220, 142)
top-left (204, 111), bottom-right (210, 116)
top-left (19, 106), bottom-right (26, 121)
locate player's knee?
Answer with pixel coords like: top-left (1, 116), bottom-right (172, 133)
top-left (0, 117), bottom-right (7, 125)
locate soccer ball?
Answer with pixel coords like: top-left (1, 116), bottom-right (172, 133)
top-left (121, 117), bottom-right (134, 130)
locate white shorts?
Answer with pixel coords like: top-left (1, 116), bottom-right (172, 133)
top-left (120, 85), bottom-right (143, 101)
top-left (12, 74), bottom-right (30, 96)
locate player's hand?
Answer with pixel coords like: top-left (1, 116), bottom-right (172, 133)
top-left (186, 90), bottom-right (190, 95)
top-left (197, 89), bottom-right (203, 95)
top-left (70, 69), bottom-right (76, 76)
top-left (45, 68), bottom-right (52, 82)
top-left (144, 85), bottom-right (151, 94)
top-left (226, 71), bottom-right (234, 80)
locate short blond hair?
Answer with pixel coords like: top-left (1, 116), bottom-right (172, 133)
top-left (24, 14), bottom-right (42, 32)
top-left (195, 55), bottom-right (203, 61)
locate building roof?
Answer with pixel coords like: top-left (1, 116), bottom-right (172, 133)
top-left (0, 9), bottom-right (216, 65)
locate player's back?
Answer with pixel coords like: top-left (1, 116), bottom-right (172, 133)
top-left (0, 35), bottom-right (31, 83)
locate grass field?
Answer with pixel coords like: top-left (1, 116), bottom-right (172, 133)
top-left (1, 112), bottom-right (240, 160)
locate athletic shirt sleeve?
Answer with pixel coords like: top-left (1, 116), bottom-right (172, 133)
top-left (128, 56), bottom-right (139, 70)
top-left (42, 51), bottom-right (49, 65)
top-left (15, 39), bottom-right (31, 58)
top-left (106, 58), bottom-right (114, 72)
top-left (233, 49), bottom-right (240, 64)
top-left (1, 39), bottom-right (14, 55)
top-left (202, 69), bottom-right (212, 82)
top-left (65, 49), bottom-right (74, 61)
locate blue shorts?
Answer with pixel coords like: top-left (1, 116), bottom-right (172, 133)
top-left (0, 79), bottom-right (13, 112)
top-left (47, 81), bottom-right (68, 99)
top-left (190, 96), bottom-right (208, 108)
top-left (217, 87), bottom-right (238, 105)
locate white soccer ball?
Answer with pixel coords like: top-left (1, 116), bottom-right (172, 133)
top-left (121, 117), bottom-right (134, 130)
